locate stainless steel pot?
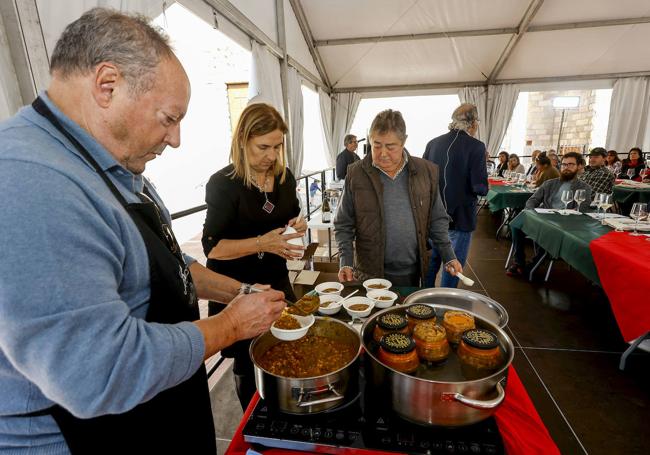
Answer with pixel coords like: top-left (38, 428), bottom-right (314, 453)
top-left (403, 288), bottom-right (509, 328)
top-left (250, 317), bottom-right (362, 414)
top-left (361, 303), bottom-right (514, 427)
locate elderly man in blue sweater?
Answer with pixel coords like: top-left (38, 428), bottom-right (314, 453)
top-left (423, 104), bottom-right (489, 287)
top-left (0, 8), bottom-right (285, 454)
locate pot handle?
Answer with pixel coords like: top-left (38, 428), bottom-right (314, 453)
top-left (449, 381), bottom-right (505, 410)
top-left (296, 383), bottom-right (345, 407)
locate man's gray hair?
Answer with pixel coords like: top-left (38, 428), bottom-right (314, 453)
top-left (344, 134), bottom-right (357, 146)
top-left (370, 109), bottom-right (407, 144)
top-left (50, 7), bottom-right (173, 95)
top-left (449, 103), bottom-right (479, 131)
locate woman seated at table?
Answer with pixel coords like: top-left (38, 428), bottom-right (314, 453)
top-left (606, 150), bottom-right (621, 173)
top-left (620, 147), bottom-right (645, 181)
top-left (548, 151), bottom-right (560, 170)
top-left (533, 153), bottom-right (560, 187)
top-left (334, 109), bottom-right (462, 286)
top-left (202, 103), bottom-right (306, 410)
top-left (496, 151), bottom-right (509, 177)
top-left (508, 153), bottom-right (525, 174)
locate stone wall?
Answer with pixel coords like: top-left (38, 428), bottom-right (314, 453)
top-left (526, 90), bottom-right (594, 153)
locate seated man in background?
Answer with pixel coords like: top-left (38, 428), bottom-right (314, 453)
top-left (506, 152), bottom-right (591, 277)
top-left (579, 147), bottom-right (615, 194)
top-left (335, 109), bottom-right (462, 286)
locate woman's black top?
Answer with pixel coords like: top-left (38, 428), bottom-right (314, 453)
top-left (202, 164), bottom-right (300, 288)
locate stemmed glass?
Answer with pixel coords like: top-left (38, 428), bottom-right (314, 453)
top-left (640, 168), bottom-right (650, 183)
top-left (573, 189), bottom-right (586, 213)
top-left (613, 161), bottom-right (622, 177)
top-left (503, 170), bottom-right (511, 182)
top-left (560, 190), bottom-right (574, 215)
top-left (593, 192), bottom-right (604, 219)
top-left (487, 162), bottom-right (495, 176)
top-left (517, 173), bottom-right (526, 189)
top-left (599, 194), bottom-right (613, 224)
top-left (629, 203), bottom-right (648, 236)
top-left (627, 169), bottom-right (636, 180)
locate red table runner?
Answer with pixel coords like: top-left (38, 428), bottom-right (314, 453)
top-left (590, 231), bottom-right (650, 341)
top-left (225, 367), bottom-right (559, 455)
top-left (488, 178), bottom-right (507, 186)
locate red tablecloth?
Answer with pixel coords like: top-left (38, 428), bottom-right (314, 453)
top-left (590, 231), bottom-right (650, 341)
top-left (488, 178), bottom-right (507, 186)
top-left (225, 367), bottom-right (559, 455)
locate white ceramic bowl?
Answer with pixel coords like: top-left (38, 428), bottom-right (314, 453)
top-left (362, 278), bottom-right (392, 293)
top-left (270, 314), bottom-right (315, 341)
top-left (366, 289), bottom-right (398, 309)
top-left (283, 225), bottom-right (304, 247)
top-left (317, 294), bottom-right (343, 315)
top-left (343, 296), bottom-right (375, 318)
top-left (315, 281), bottom-right (344, 296)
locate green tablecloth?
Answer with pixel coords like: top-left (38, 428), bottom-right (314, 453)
top-left (487, 185), bottom-right (534, 212)
top-left (510, 210), bottom-right (612, 285)
top-left (612, 185), bottom-right (650, 204)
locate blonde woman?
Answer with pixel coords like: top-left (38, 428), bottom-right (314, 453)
top-left (201, 103), bottom-right (306, 410)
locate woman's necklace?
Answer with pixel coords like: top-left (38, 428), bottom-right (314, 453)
top-left (253, 172), bottom-right (275, 214)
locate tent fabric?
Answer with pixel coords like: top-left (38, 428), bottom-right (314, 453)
top-left (606, 77), bottom-right (650, 155)
top-left (248, 41), bottom-right (284, 115)
top-left (318, 87), bottom-right (335, 168)
top-left (484, 84), bottom-right (520, 158)
top-left (331, 92), bottom-right (361, 165)
top-left (0, 12), bottom-right (22, 121)
top-left (287, 67), bottom-right (304, 176)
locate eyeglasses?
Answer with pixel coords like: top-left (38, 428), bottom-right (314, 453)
top-left (560, 162), bottom-right (578, 168)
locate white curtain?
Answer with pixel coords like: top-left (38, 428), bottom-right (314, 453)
top-left (318, 88), bottom-right (336, 167)
top-left (248, 41), bottom-right (284, 115)
top-left (483, 84), bottom-right (520, 158)
top-left (458, 86), bottom-right (488, 144)
top-left (286, 67), bottom-right (304, 176)
top-left (606, 77), bottom-right (650, 155)
top-left (0, 12), bottom-right (23, 120)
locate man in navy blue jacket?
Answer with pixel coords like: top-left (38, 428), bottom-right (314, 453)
top-left (423, 104), bottom-right (488, 287)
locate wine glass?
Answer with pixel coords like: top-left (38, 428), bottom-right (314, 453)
top-left (629, 203), bottom-right (648, 236)
top-left (560, 189), bottom-right (574, 215)
top-left (487, 161), bottom-right (495, 176)
top-left (573, 189), bottom-right (586, 213)
top-left (593, 192), bottom-right (604, 219)
top-left (640, 168), bottom-right (650, 183)
top-left (517, 173), bottom-right (526, 189)
top-left (503, 170), bottom-right (511, 182)
top-left (627, 168), bottom-right (636, 180)
top-left (599, 194), bottom-right (613, 224)
top-left (613, 161), bottom-right (622, 177)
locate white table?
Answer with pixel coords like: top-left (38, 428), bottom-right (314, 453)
top-left (307, 211), bottom-right (335, 261)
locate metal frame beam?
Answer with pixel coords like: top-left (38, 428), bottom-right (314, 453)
top-left (288, 0), bottom-right (331, 90)
top-left (313, 16), bottom-right (650, 48)
top-left (0, 0), bottom-right (49, 103)
top-left (331, 70), bottom-right (650, 94)
top-left (314, 27), bottom-right (517, 47)
top-left (488, 0), bottom-right (544, 82)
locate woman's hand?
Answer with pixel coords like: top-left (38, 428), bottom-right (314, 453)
top-left (288, 215), bottom-right (307, 233)
top-left (259, 227), bottom-right (305, 260)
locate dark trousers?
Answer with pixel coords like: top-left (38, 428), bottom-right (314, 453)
top-left (512, 226), bottom-right (546, 267)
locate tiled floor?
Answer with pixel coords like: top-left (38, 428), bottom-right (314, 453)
top-left (183, 209), bottom-right (650, 454)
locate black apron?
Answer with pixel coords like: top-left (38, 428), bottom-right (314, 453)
top-left (32, 97), bottom-right (216, 454)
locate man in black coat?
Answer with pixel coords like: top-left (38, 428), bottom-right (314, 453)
top-left (336, 134), bottom-right (360, 180)
top-left (422, 103), bottom-right (488, 287)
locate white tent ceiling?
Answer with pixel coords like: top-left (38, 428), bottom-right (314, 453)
top-left (295, 0), bottom-right (650, 91)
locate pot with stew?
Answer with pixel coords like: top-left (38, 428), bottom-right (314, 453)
top-left (250, 317), bottom-right (362, 414)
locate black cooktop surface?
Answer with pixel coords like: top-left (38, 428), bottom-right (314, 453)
top-left (243, 386), bottom-right (504, 454)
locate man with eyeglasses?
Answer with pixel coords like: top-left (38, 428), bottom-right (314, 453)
top-left (336, 134), bottom-right (361, 180)
top-left (506, 152), bottom-right (591, 277)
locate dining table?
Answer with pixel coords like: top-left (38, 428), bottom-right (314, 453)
top-left (486, 178), bottom-right (535, 240)
top-left (510, 209), bottom-right (650, 368)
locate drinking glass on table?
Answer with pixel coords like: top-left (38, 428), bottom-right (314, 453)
top-left (573, 189), bottom-right (586, 212)
top-left (517, 173), bottom-right (526, 189)
top-left (613, 161), bottom-right (622, 177)
top-left (593, 192), bottom-right (604, 219)
top-left (599, 194), bottom-right (613, 224)
top-left (560, 190), bottom-right (574, 215)
top-left (640, 168), bottom-right (650, 183)
top-left (627, 169), bottom-right (636, 180)
top-left (629, 203), bottom-right (648, 236)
